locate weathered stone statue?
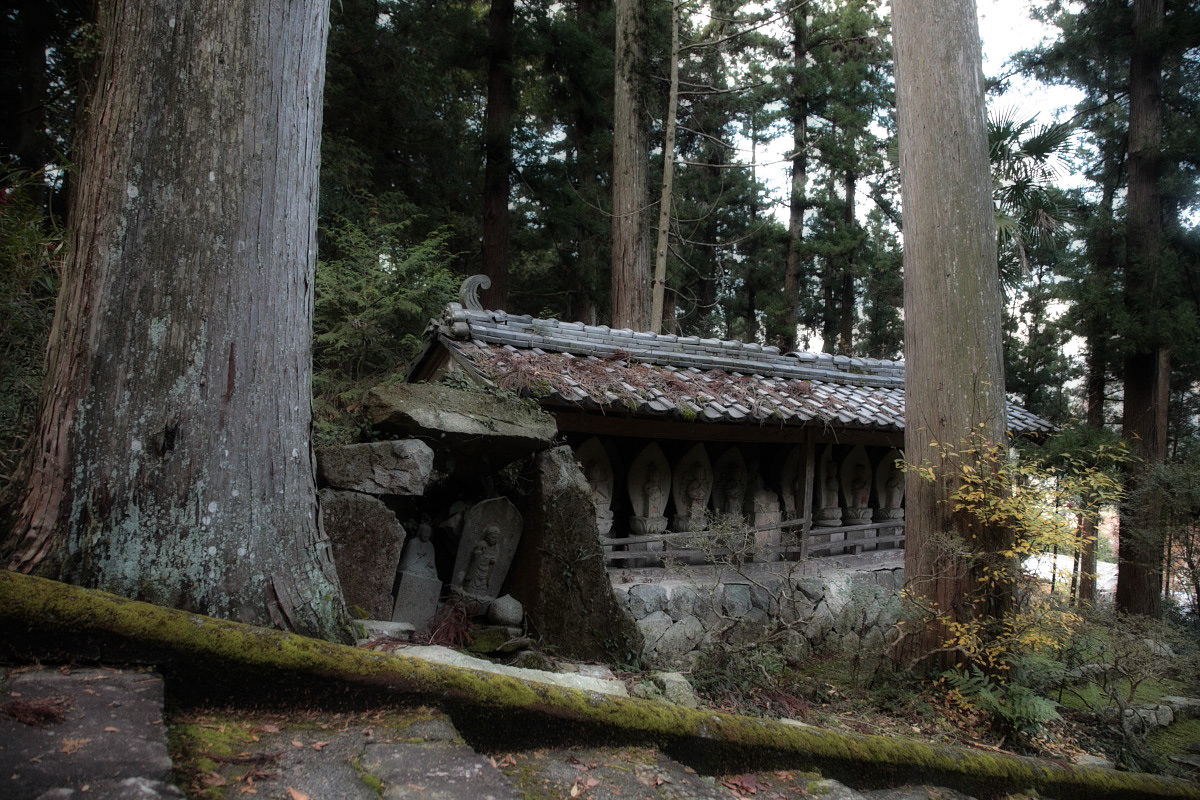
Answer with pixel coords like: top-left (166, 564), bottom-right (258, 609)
top-left (749, 478), bottom-right (782, 562)
top-left (814, 446), bottom-right (843, 528)
top-left (671, 443), bottom-right (711, 534)
top-left (779, 446), bottom-right (805, 520)
top-left (840, 445), bottom-right (875, 551)
top-left (874, 448), bottom-right (905, 525)
top-left (465, 525), bottom-right (500, 594)
top-left (575, 437), bottom-right (615, 538)
top-left (392, 520), bottom-right (441, 630)
top-left (451, 497), bottom-right (522, 607)
top-left (627, 443), bottom-right (670, 564)
top-left (712, 448), bottom-right (748, 519)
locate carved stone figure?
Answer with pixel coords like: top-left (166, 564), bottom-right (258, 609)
top-left (750, 478), bottom-right (782, 562)
top-left (575, 438), bottom-right (615, 537)
top-left (465, 525), bottom-right (500, 594)
top-left (839, 446), bottom-right (874, 524)
top-left (874, 449), bottom-right (906, 525)
top-left (398, 520), bottom-right (437, 577)
top-left (779, 446), bottom-right (805, 519)
top-left (392, 520), bottom-right (441, 629)
top-left (712, 448), bottom-right (748, 518)
top-left (814, 446), bottom-right (843, 528)
top-left (670, 443), bottom-right (712, 534)
top-left (626, 443), bottom-right (671, 564)
top-left (451, 497), bottom-right (522, 605)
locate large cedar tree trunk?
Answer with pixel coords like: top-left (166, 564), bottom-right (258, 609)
top-left (1116, 0), bottom-right (1167, 618)
top-left (611, 0), bottom-right (651, 330)
top-left (781, 4), bottom-right (809, 353)
top-left (481, 0), bottom-right (515, 311)
top-left (893, 0), bottom-right (1009, 667)
top-left (2, 0), bottom-right (349, 641)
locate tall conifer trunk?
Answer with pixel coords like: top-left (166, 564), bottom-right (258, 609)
top-left (893, 0), bottom-right (1008, 667)
top-left (781, 3), bottom-right (809, 353)
top-left (481, 0), bottom-right (515, 311)
top-left (2, 0), bottom-right (348, 640)
top-left (1117, 0), bottom-right (1167, 618)
top-left (611, 0), bottom-right (650, 330)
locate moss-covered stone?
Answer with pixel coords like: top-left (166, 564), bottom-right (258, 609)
top-left (2, 571), bottom-right (1198, 800)
top-left (509, 446), bottom-right (644, 664)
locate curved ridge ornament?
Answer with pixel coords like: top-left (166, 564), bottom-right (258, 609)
top-left (459, 274), bottom-right (492, 311)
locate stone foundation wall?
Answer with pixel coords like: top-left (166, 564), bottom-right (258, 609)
top-left (611, 553), bottom-right (904, 677)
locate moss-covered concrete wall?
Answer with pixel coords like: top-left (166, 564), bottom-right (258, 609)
top-left (2, 570), bottom-right (1198, 800)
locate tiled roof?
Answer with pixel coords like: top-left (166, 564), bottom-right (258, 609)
top-left (418, 303), bottom-right (1054, 436)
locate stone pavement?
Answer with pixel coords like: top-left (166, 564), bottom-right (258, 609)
top-left (4, 663), bottom-right (1198, 800)
top-left (0, 665), bottom-right (988, 800)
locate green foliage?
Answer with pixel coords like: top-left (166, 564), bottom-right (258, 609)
top-left (312, 213), bottom-right (457, 445)
top-left (944, 664), bottom-right (1061, 739)
top-left (904, 432), bottom-right (1133, 736)
top-left (0, 169), bottom-right (61, 493)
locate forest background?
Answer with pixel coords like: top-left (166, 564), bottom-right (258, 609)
top-left (1, 0), bottom-right (1199, 616)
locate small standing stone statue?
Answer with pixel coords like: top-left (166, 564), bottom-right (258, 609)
top-left (465, 525), bottom-right (501, 596)
top-left (399, 521), bottom-right (437, 576)
top-left (576, 438), bottom-right (614, 538)
top-left (450, 497), bottom-right (523, 610)
top-left (627, 443), bottom-right (671, 564)
top-left (874, 449), bottom-right (906, 524)
top-left (392, 519), bottom-right (442, 630)
top-left (814, 447), bottom-right (843, 528)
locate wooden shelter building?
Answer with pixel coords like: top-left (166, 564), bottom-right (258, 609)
top-left (407, 282), bottom-right (1053, 568)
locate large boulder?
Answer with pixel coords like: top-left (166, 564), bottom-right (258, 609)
top-left (509, 446), bottom-right (643, 663)
top-left (316, 440), bottom-right (434, 496)
top-left (364, 383), bottom-right (557, 479)
top-left (320, 489), bottom-right (407, 620)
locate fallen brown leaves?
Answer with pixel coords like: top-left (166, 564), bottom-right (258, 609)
top-left (0, 695), bottom-right (73, 726)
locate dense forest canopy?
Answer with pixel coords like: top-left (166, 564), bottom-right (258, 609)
top-left (2, 0), bottom-right (1200, 619)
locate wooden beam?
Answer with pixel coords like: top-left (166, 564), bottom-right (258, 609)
top-left (550, 408), bottom-right (903, 447)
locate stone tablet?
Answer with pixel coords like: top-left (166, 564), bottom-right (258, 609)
top-left (392, 521), bottom-right (443, 630)
top-left (320, 489), bottom-right (406, 620)
top-left (671, 443), bottom-right (712, 533)
top-left (451, 497), bottom-right (522, 603)
top-left (712, 447), bottom-right (748, 518)
top-left (575, 437), bottom-right (615, 536)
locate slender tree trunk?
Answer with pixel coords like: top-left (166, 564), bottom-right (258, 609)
top-left (569, 0), bottom-right (611, 326)
top-left (481, 0), bottom-right (515, 311)
top-left (781, 3), bottom-right (809, 353)
top-left (893, 0), bottom-right (1008, 668)
top-left (837, 167), bottom-right (858, 354)
top-left (611, 0), bottom-right (650, 330)
top-left (1117, 0), bottom-right (1167, 618)
top-left (2, 0), bottom-right (348, 641)
top-left (650, 0), bottom-right (681, 333)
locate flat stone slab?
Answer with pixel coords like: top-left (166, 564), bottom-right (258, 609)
top-left (395, 646), bottom-right (629, 697)
top-left (0, 668), bottom-right (180, 800)
top-left (362, 741), bottom-right (522, 800)
top-left (364, 383), bottom-right (557, 477)
top-left (317, 440), bottom-right (435, 496)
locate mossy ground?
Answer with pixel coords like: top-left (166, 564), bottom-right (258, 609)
top-left (167, 706), bottom-right (440, 799)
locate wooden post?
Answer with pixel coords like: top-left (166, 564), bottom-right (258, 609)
top-left (800, 431), bottom-right (815, 561)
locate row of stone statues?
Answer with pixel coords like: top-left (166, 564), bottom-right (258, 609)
top-left (575, 438), bottom-right (905, 559)
top-left (391, 497), bottom-right (523, 630)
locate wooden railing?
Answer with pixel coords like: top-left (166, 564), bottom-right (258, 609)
top-left (599, 518), bottom-right (905, 566)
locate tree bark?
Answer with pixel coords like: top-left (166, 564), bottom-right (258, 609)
top-left (781, 3), bottom-right (809, 353)
top-left (2, 0), bottom-right (349, 641)
top-left (611, 0), bottom-right (651, 330)
top-left (1116, 0), bottom-right (1167, 619)
top-left (650, 0), bottom-right (681, 334)
top-left (837, 167), bottom-right (858, 354)
top-left (481, 0), bottom-right (515, 311)
top-left (893, 0), bottom-right (1008, 667)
